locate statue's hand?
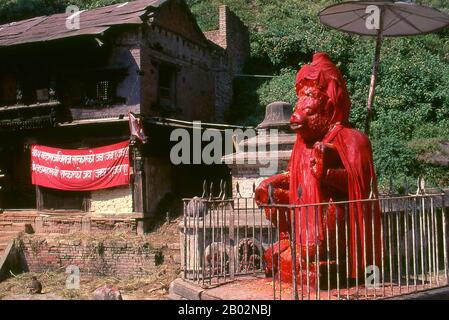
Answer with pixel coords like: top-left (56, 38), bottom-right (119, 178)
top-left (255, 183), bottom-right (269, 206)
top-left (310, 142), bottom-right (325, 181)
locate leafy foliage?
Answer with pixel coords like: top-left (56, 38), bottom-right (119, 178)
top-left (189, 0), bottom-right (449, 188)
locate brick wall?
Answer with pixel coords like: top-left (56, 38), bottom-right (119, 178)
top-left (206, 5), bottom-right (250, 75)
top-left (144, 157), bottom-right (173, 217)
top-left (20, 234), bottom-right (161, 276)
top-left (203, 5), bottom-right (250, 122)
top-left (90, 186), bottom-right (133, 214)
top-left (34, 215), bottom-right (141, 235)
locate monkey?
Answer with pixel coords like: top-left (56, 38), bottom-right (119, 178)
top-left (26, 276), bottom-right (42, 294)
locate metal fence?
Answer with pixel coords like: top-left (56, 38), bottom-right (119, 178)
top-left (181, 181), bottom-right (449, 300)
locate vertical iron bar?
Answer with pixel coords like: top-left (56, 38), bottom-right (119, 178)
top-left (336, 205), bottom-right (340, 300)
top-left (419, 196), bottom-right (425, 288)
top-left (441, 193), bottom-right (448, 284)
top-left (260, 200), bottom-right (263, 273)
top-left (395, 205), bottom-right (401, 294)
top-left (371, 199), bottom-right (376, 298)
top-left (202, 201), bottom-right (206, 287)
top-left (380, 198), bottom-right (386, 298)
top-left (245, 198), bottom-right (248, 273)
top-left (236, 194), bottom-right (240, 273)
top-left (326, 206), bottom-right (330, 300)
top-left (252, 196), bottom-right (256, 276)
top-left (277, 208), bottom-right (282, 300)
top-left (404, 198), bottom-right (410, 293)
top-left (291, 207), bottom-right (298, 300)
top-left (183, 200), bottom-right (187, 279)
top-left (209, 199), bottom-right (213, 284)
top-left (269, 206), bottom-right (276, 300)
top-left (315, 206), bottom-right (320, 300)
top-left (299, 206), bottom-right (304, 300)
top-left (388, 204), bottom-right (393, 296)
top-left (306, 206), bottom-right (310, 300)
top-left (362, 202), bottom-right (367, 299)
top-left (411, 197), bottom-right (417, 291)
top-left (223, 201), bottom-right (227, 282)
top-left (354, 202), bottom-right (359, 299)
top-left (430, 197), bottom-right (438, 286)
top-left (345, 204), bottom-right (350, 300)
top-left (426, 198), bottom-right (433, 287)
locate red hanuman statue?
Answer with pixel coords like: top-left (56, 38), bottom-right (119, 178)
top-left (255, 52), bottom-right (382, 287)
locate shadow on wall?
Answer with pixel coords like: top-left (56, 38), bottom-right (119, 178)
top-left (0, 240), bottom-right (28, 282)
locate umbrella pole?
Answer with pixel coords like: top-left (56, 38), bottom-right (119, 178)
top-left (365, 29), bottom-right (383, 135)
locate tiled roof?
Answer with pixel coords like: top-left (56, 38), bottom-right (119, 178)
top-left (0, 0), bottom-right (166, 47)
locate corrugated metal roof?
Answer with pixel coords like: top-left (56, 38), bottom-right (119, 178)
top-left (0, 0), bottom-right (166, 47)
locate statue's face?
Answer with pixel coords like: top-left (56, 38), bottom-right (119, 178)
top-left (290, 80), bottom-right (331, 144)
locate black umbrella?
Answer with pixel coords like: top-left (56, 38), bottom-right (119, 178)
top-left (319, 1), bottom-right (449, 134)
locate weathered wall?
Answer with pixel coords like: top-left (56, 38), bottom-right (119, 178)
top-left (140, 20), bottom-right (216, 122)
top-left (203, 5), bottom-right (250, 122)
top-left (144, 157), bottom-right (173, 217)
top-left (219, 5), bottom-right (250, 75)
top-left (204, 5), bottom-right (250, 75)
top-left (109, 28), bottom-right (142, 107)
top-left (33, 214), bottom-right (139, 235)
top-left (20, 234), bottom-right (161, 276)
top-left (90, 186), bottom-right (133, 214)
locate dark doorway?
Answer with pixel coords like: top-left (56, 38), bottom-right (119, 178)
top-left (0, 138), bottom-right (36, 209)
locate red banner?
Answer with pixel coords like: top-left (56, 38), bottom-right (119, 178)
top-left (31, 141), bottom-right (130, 191)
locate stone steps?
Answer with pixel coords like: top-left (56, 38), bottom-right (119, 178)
top-left (0, 222), bottom-right (26, 231)
top-left (0, 231), bottom-right (20, 242)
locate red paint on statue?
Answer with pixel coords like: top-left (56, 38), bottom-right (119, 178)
top-left (255, 52), bottom-right (382, 287)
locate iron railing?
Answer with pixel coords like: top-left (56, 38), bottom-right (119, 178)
top-left (180, 180), bottom-right (449, 300)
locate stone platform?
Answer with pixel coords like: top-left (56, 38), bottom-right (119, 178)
top-left (169, 275), bottom-right (449, 300)
top-left (0, 210), bottom-right (145, 235)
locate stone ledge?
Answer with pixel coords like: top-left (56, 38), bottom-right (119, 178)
top-left (383, 287), bottom-right (449, 300)
top-left (170, 276), bottom-right (449, 300)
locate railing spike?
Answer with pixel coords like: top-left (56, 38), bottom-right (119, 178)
top-left (222, 181), bottom-right (227, 200)
top-left (218, 179), bottom-right (224, 198)
top-left (268, 183), bottom-right (274, 205)
top-left (209, 181), bottom-right (214, 199)
top-left (369, 177), bottom-right (375, 199)
top-left (202, 180), bottom-right (207, 198)
top-left (417, 176), bottom-right (425, 195)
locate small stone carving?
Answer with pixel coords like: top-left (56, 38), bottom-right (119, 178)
top-left (91, 285), bottom-right (123, 300)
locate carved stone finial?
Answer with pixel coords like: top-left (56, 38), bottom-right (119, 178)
top-left (257, 101), bottom-right (292, 132)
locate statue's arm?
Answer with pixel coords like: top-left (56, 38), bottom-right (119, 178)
top-left (255, 172), bottom-right (291, 233)
top-left (255, 171), bottom-right (290, 205)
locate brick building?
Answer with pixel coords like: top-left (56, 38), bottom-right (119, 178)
top-left (0, 0), bottom-right (249, 233)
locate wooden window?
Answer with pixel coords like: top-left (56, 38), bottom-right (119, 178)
top-left (0, 74), bottom-right (17, 105)
top-left (158, 64), bottom-right (177, 111)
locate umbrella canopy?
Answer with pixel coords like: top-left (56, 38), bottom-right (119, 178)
top-left (320, 0), bottom-right (449, 37)
top-left (318, 1), bottom-right (449, 134)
